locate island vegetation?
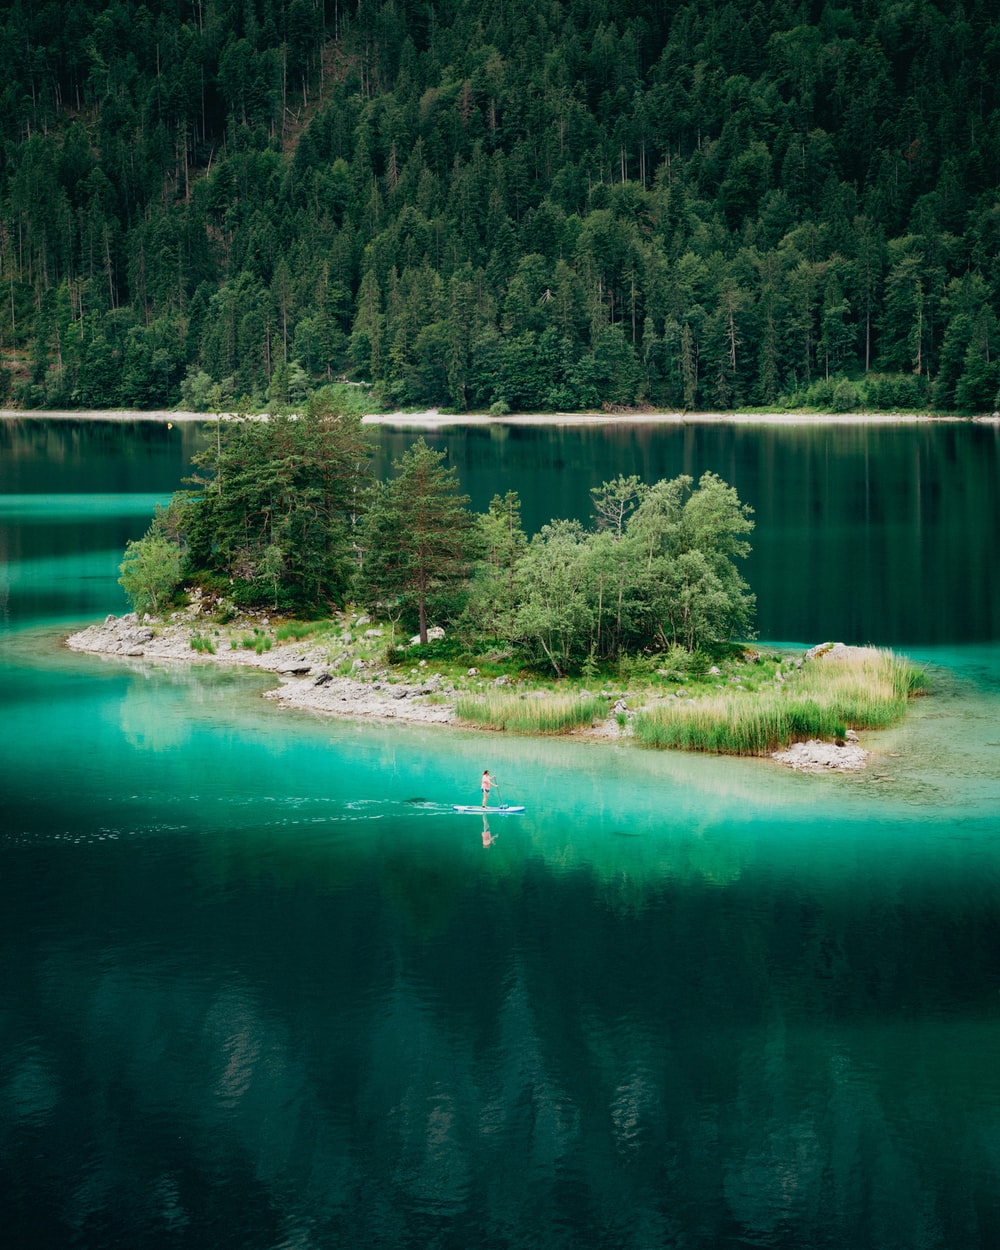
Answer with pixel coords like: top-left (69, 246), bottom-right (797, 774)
top-left (119, 400), bottom-right (758, 663)
top-left (112, 404), bottom-right (926, 759)
top-left (3, 1), bottom-right (1000, 417)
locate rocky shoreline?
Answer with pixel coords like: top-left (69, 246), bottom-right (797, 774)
top-left (65, 612), bottom-right (872, 771)
top-left (66, 611), bottom-right (460, 726)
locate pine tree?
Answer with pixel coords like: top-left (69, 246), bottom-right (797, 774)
top-left (357, 438), bottom-right (476, 643)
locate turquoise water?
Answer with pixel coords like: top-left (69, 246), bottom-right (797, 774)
top-left (3, 419), bottom-right (1000, 1249)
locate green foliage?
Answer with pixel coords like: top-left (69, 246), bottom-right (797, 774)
top-left (387, 636), bottom-right (475, 667)
top-left (654, 644), bottom-right (695, 678)
top-left (123, 429), bottom-right (755, 671)
top-left (4, 3), bottom-right (1000, 412)
top-left (181, 403), bottom-right (372, 609)
top-left (118, 524), bottom-right (182, 616)
top-left (356, 438), bottom-right (477, 643)
top-left (239, 628), bottom-right (273, 654)
top-left (466, 471), bottom-right (756, 675)
top-left (180, 369), bottom-right (229, 413)
top-left (860, 373), bottom-right (931, 412)
top-left (511, 520), bottom-right (596, 676)
top-left (274, 620), bottom-right (325, 643)
top-left (611, 471), bottom-right (756, 654)
top-left (462, 491), bottom-right (528, 642)
top-left (633, 695), bottom-right (847, 755)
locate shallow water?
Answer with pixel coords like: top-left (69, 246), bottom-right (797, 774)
top-left (3, 418), bottom-right (1000, 1249)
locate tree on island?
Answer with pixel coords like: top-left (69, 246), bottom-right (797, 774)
top-left (462, 490), bottom-right (529, 642)
top-left (354, 453), bottom-right (754, 672)
top-left (117, 412), bottom-right (755, 676)
top-left (357, 438), bottom-right (477, 645)
top-left (178, 395), bottom-right (372, 610)
top-left (118, 512), bottom-right (182, 617)
top-left (499, 473), bottom-right (755, 675)
top-left (510, 519), bottom-right (596, 676)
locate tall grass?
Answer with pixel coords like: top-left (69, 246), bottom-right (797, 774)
top-left (456, 691), bottom-right (608, 734)
top-left (240, 628), bottom-right (273, 653)
top-left (633, 648), bottom-right (925, 755)
top-left (275, 620), bottom-right (323, 642)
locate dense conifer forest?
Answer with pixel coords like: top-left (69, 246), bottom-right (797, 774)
top-left (2, 0), bottom-right (999, 414)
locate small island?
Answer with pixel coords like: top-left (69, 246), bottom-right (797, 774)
top-left (67, 403), bottom-right (925, 771)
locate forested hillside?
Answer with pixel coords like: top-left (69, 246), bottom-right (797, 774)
top-left (2, 0), bottom-right (1000, 414)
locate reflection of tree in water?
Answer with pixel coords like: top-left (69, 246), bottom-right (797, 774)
top-left (114, 663), bottom-right (272, 752)
top-left (115, 670), bottom-right (190, 753)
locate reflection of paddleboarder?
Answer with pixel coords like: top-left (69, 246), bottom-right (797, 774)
top-left (481, 769), bottom-right (496, 807)
top-left (481, 813), bottom-right (494, 847)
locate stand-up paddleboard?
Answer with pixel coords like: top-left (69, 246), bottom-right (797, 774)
top-left (453, 804), bottom-right (525, 814)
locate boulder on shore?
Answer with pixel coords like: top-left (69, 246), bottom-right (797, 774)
top-left (769, 642), bottom-right (877, 770)
top-left (804, 640), bottom-right (877, 663)
top-left (772, 738), bottom-right (869, 772)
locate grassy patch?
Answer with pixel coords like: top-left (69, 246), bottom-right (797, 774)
top-left (274, 619), bottom-right (325, 642)
top-left (456, 691), bottom-right (608, 734)
top-left (238, 627), bottom-right (274, 653)
top-left (189, 632), bottom-right (216, 654)
top-left (633, 648), bottom-right (924, 755)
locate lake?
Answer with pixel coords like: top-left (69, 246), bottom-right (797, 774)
top-left (2, 415), bottom-right (1000, 1250)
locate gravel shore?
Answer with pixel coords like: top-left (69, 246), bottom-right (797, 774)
top-left (4, 407), bottom-right (979, 427)
top-left (66, 611), bottom-right (460, 726)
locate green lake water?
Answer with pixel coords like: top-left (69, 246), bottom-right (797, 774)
top-left (2, 417), bottom-right (1000, 1249)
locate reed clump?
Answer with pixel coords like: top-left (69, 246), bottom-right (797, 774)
top-left (189, 632), bottom-right (215, 654)
top-left (633, 647), bottom-right (925, 756)
top-left (275, 620), bottom-right (321, 642)
top-left (240, 627), bottom-right (273, 654)
top-left (456, 691), bottom-right (608, 734)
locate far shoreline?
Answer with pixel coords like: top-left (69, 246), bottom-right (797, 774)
top-left (2, 406), bottom-right (993, 428)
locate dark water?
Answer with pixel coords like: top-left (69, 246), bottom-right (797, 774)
top-left (3, 417), bottom-right (1000, 1250)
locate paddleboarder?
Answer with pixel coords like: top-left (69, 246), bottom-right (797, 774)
top-left (481, 769), bottom-right (496, 807)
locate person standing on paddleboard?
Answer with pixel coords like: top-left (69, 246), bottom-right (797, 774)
top-left (481, 769), bottom-right (497, 807)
